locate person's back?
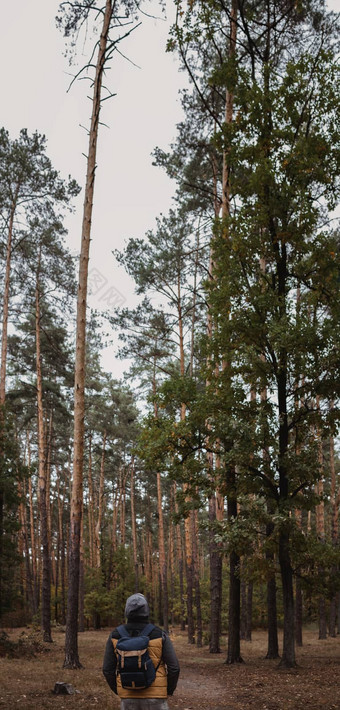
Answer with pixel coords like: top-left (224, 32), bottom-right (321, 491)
top-left (103, 593), bottom-right (180, 710)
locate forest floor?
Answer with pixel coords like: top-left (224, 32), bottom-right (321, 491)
top-left (0, 626), bottom-right (339, 710)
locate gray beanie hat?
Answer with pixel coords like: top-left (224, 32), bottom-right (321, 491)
top-left (124, 593), bottom-right (149, 620)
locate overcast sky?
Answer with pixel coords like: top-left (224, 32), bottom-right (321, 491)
top-left (0, 0), bottom-right (189, 374)
top-left (1, 0), bottom-right (338, 378)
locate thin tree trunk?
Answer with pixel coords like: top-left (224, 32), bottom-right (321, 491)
top-left (240, 576), bottom-right (247, 641)
top-left (19, 479), bottom-right (34, 619)
top-left (46, 414), bottom-right (53, 582)
top-left (316, 400), bottom-right (327, 640)
top-left (192, 508), bottom-right (202, 647)
top-left (35, 248), bottom-right (52, 643)
top-left (223, 0), bottom-right (241, 666)
top-left (120, 469), bottom-right (127, 547)
top-left (226, 467), bottom-right (243, 664)
top-left (64, 0), bottom-right (114, 669)
top-left (0, 189), bottom-right (20, 621)
top-left (177, 275), bottom-right (195, 644)
top-left (279, 528), bottom-right (296, 667)
top-left (95, 430), bottom-right (106, 568)
top-left (78, 503), bottom-right (85, 632)
top-left (55, 476), bottom-right (61, 624)
top-left (169, 494), bottom-right (175, 627)
top-left (87, 434), bottom-right (94, 568)
top-left (0, 192), bottom-right (19, 404)
top-left (329, 408), bottom-right (339, 638)
top-left (27, 432), bottom-right (38, 615)
top-left (209, 493), bottom-right (223, 653)
top-left (245, 581), bottom-right (253, 642)
top-left (173, 483), bottom-right (185, 630)
top-left (265, 516), bottom-right (279, 659)
top-left (157, 470), bottom-right (168, 631)
top-left (295, 575), bottom-right (303, 647)
top-left (130, 459), bottom-right (139, 592)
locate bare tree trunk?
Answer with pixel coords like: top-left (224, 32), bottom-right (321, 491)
top-left (35, 249), bottom-right (52, 643)
top-left (226, 466), bottom-right (243, 664)
top-left (294, 509), bottom-right (303, 647)
top-left (329, 405), bottom-right (339, 637)
top-left (192, 508), bottom-right (202, 647)
top-left (87, 435), bottom-right (94, 568)
top-left (222, 0), bottom-right (240, 666)
top-left (316, 400), bottom-right (327, 640)
top-left (0, 193), bottom-right (19, 405)
top-left (169, 494), bottom-right (175, 627)
top-left (64, 1), bottom-right (114, 669)
top-left (130, 459), bottom-right (139, 592)
top-left (209, 492), bottom-right (223, 653)
top-left (157, 471), bottom-right (168, 631)
top-left (78, 503), bottom-right (85, 632)
top-left (27, 432), bottom-right (38, 615)
top-left (95, 430), bottom-right (106, 568)
top-left (173, 483), bottom-right (186, 631)
top-left (240, 576), bottom-right (247, 641)
top-left (46, 414), bottom-right (53, 582)
top-left (0, 189), bottom-right (20, 621)
top-left (120, 469), bottom-right (127, 547)
top-left (19, 479), bottom-right (34, 619)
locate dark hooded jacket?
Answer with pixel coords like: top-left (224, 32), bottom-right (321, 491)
top-left (103, 594), bottom-right (180, 698)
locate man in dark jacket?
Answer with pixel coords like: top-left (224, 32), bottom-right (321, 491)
top-left (103, 593), bottom-right (180, 710)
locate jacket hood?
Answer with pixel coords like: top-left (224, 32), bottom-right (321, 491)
top-left (124, 593), bottom-right (149, 620)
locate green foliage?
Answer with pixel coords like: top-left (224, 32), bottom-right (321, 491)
top-left (84, 547), bottom-right (135, 627)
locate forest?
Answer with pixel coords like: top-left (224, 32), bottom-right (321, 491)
top-left (0, 0), bottom-right (340, 706)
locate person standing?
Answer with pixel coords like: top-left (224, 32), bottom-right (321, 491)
top-left (103, 593), bottom-right (180, 710)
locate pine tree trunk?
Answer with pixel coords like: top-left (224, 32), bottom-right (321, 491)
top-left (157, 471), bottom-right (168, 631)
top-left (64, 0), bottom-right (114, 669)
top-left (130, 460), bottom-right (139, 592)
top-left (27, 433), bottom-right (38, 615)
top-left (57, 476), bottom-right (66, 625)
top-left (169, 513), bottom-right (175, 627)
top-left (173, 484), bottom-right (186, 631)
top-left (19, 479), bottom-right (34, 619)
top-left (226, 467), bottom-right (242, 664)
top-left (316, 409), bottom-right (327, 641)
top-left (177, 279), bottom-right (195, 644)
top-left (184, 515), bottom-right (195, 644)
top-left (95, 430), bottom-right (106, 568)
top-left (265, 517), bottom-right (279, 658)
top-left (0, 191), bottom-right (19, 620)
top-left (78, 505), bottom-right (85, 632)
top-left (223, 0), bottom-right (240, 666)
top-left (120, 470), bottom-right (127, 547)
top-left (245, 581), bottom-right (253, 641)
top-left (192, 508), bottom-right (202, 647)
top-left (240, 576), bottom-right (247, 641)
top-left (278, 529), bottom-right (296, 667)
top-left (209, 493), bottom-right (222, 653)
top-left (329, 417), bottom-right (339, 638)
top-left (87, 434), bottom-right (94, 568)
top-left (46, 414), bottom-right (53, 584)
top-left (295, 576), bottom-right (303, 647)
top-left (35, 250), bottom-right (52, 643)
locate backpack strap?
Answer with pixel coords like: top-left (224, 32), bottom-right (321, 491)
top-left (142, 623), bottom-right (155, 637)
top-left (116, 624), bottom-right (130, 639)
top-left (142, 624), bottom-right (163, 673)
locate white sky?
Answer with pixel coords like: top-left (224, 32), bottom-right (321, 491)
top-left (0, 0), bottom-right (338, 378)
top-left (0, 0), bottom-right (188, 375)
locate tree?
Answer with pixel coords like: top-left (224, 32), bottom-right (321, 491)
top-left (0, 127), bottom-right (78, 623)
top-left (57, 0), bottom-right (144, 668)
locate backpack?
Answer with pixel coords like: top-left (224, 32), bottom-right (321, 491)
top-left (115, 623), bottom-right (160, 690)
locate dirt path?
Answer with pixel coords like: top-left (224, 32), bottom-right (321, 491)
top-left (169, 630), bottom-right (340, 710)
top-left (0, 628), bottom-right (340, 710)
